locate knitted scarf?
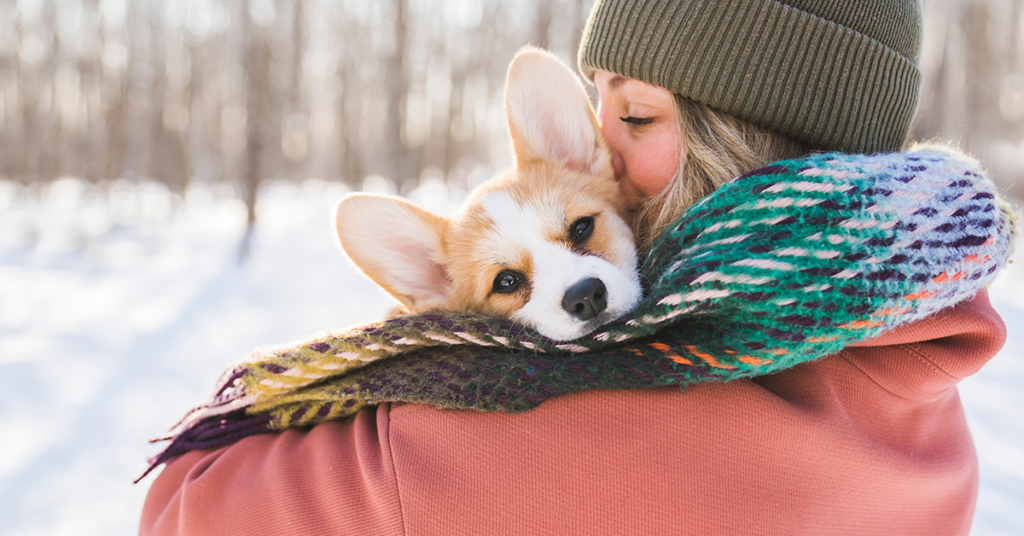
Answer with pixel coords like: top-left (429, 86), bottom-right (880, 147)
top-left (141, 148), bottom-right (1016, 481)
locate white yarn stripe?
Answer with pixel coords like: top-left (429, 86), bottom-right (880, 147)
top-left (756, 198), bottom-right (795, 209)
top-left (732, 258), bottom-right (795, 271)
top-left (454, 332), bottom-right (494, 346)
top-left (798, 168), bottom-right (865, 179)
top-left (362, 343), bottom-right (397, 352)
top-left (642, 305), bottom-right (698, 324)
top-left (423, 333), bottom-right (465, 345)
top-left (700, 219), bottom-right (744, 235)
top-left (296, 371), bottom-right (331, 381)
top-left (681, 289), bottom-right (732, 302)
top-left (750, 216), bottom-right (792, 226)
top-left (689, 272), bottom-right (774, 286)
top-left (832, 269), bottom-right (860, 279)
top-left (761, 181), bottom-right (855, 193)
top-left (658, 293), bottom-right (685, 306)
top-left (309, 360), bottom-right (347, 370)
top-left (556, 344), bottom-right (590, 353)
top-left (796, 198), bottom-right (824, 207)
top-left (827, 234), bottom-right (856, 244)
top-left (839, 218), bottom-right (880, 229)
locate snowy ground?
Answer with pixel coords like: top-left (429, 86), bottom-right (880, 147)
top-left (0, 178), bottom-right (1021, 535)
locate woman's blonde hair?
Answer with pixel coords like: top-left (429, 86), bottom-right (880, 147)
top-left (633, 95), bottom-right (808, 251)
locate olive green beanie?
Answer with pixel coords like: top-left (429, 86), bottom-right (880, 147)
top-left (578, 0), bottom-right (923, 154)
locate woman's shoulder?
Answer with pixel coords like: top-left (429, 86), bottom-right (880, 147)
top-left (841, 288), bottom-right (1005, 398)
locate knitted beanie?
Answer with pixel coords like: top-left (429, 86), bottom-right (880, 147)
top-left (578, 0), bottom-right (923, 154)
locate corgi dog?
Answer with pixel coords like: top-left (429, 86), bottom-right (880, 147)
top-left (335, 48), bottom-right (641, 341)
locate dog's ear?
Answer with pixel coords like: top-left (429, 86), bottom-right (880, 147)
top-left (335, 194), bottom-right (451, 311)
top-left (504, 47), bottom-right (611, 177)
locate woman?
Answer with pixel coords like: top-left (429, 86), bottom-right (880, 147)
top-left (140, 1), bottom-right (1011, 534)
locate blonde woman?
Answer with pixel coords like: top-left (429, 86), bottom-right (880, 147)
top-left (141, 2), bottom-right (1014, 534)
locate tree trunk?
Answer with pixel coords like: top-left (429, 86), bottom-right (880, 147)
top-left (385, 0), bottom-right (408, 183)
top-left (533, 0), bottom-right (553, 49)
top-left (239, 0), bottom-right (273, 262)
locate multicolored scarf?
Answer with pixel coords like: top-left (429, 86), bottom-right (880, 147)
top-left (140, 148), bottom-right (1017, 481)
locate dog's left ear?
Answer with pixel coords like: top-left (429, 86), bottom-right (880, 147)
top-left (504, 47), bottom-right (611, 177)
top-left (335, 194), bottom-right (452, 311)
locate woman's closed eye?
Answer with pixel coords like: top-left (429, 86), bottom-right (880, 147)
top-left (620, 116), bottom-right (654, 128)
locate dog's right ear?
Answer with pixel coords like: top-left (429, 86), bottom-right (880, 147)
top-left (504, 47), bottom-right (611, 177)
top-left (335, 194), bottom-right (451, 311)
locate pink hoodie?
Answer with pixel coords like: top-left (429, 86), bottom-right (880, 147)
top-left (140, 290), bottom-right (1005, 535)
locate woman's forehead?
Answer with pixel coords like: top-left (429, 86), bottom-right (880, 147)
top-left (595, 71), bottom-right (671, 103)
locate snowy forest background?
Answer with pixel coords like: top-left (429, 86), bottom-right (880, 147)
top-left (1, 0), bottom-right (1023, 534)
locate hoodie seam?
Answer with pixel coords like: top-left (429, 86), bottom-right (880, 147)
top-left (895, 342), bottom-right (962, 381)
top-left (837, 343), bottom-right (958, 401)
top-left (382, 403), bottom-right (409, 536)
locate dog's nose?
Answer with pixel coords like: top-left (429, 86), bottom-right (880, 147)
top-left (561, 278), bottom-right (608, 321)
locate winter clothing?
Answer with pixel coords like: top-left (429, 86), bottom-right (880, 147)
top-left (141, 148), bottom-right (1015, 482)
top-left (578, 0), bottom-right (923, 153)
top-left (139, 289), bottom-right (1006, 535)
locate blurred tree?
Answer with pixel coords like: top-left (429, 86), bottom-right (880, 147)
top-left (386, 0), bottom-right (409, 185)
top-left (336, 9), bottom-right (364, 185)
top-left (240, 0), bottom-right (274, 260)
top-left (0, 0), bottom-right (1018, 243)
top-left (914, 0), bottom-right (1024, 197)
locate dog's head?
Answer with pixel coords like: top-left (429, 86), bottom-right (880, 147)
top-left (336, 48), bottom-right (642, 341)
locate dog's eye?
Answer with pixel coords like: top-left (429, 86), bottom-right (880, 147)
top-left (492, 270), bottom-right (524, 294)
top-left (569, 216), bottom-right (595, 244)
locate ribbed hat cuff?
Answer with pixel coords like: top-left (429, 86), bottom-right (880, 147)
top-left (578, 0), bottom-right (922, 154)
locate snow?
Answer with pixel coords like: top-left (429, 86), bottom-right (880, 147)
top-left (0, 177), bottom-right (1020, 535)
top-left (962, 235), bottom-right (1024, 536)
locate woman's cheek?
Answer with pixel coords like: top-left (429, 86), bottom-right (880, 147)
top-left (628, 142), bottom-right (678, 197)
